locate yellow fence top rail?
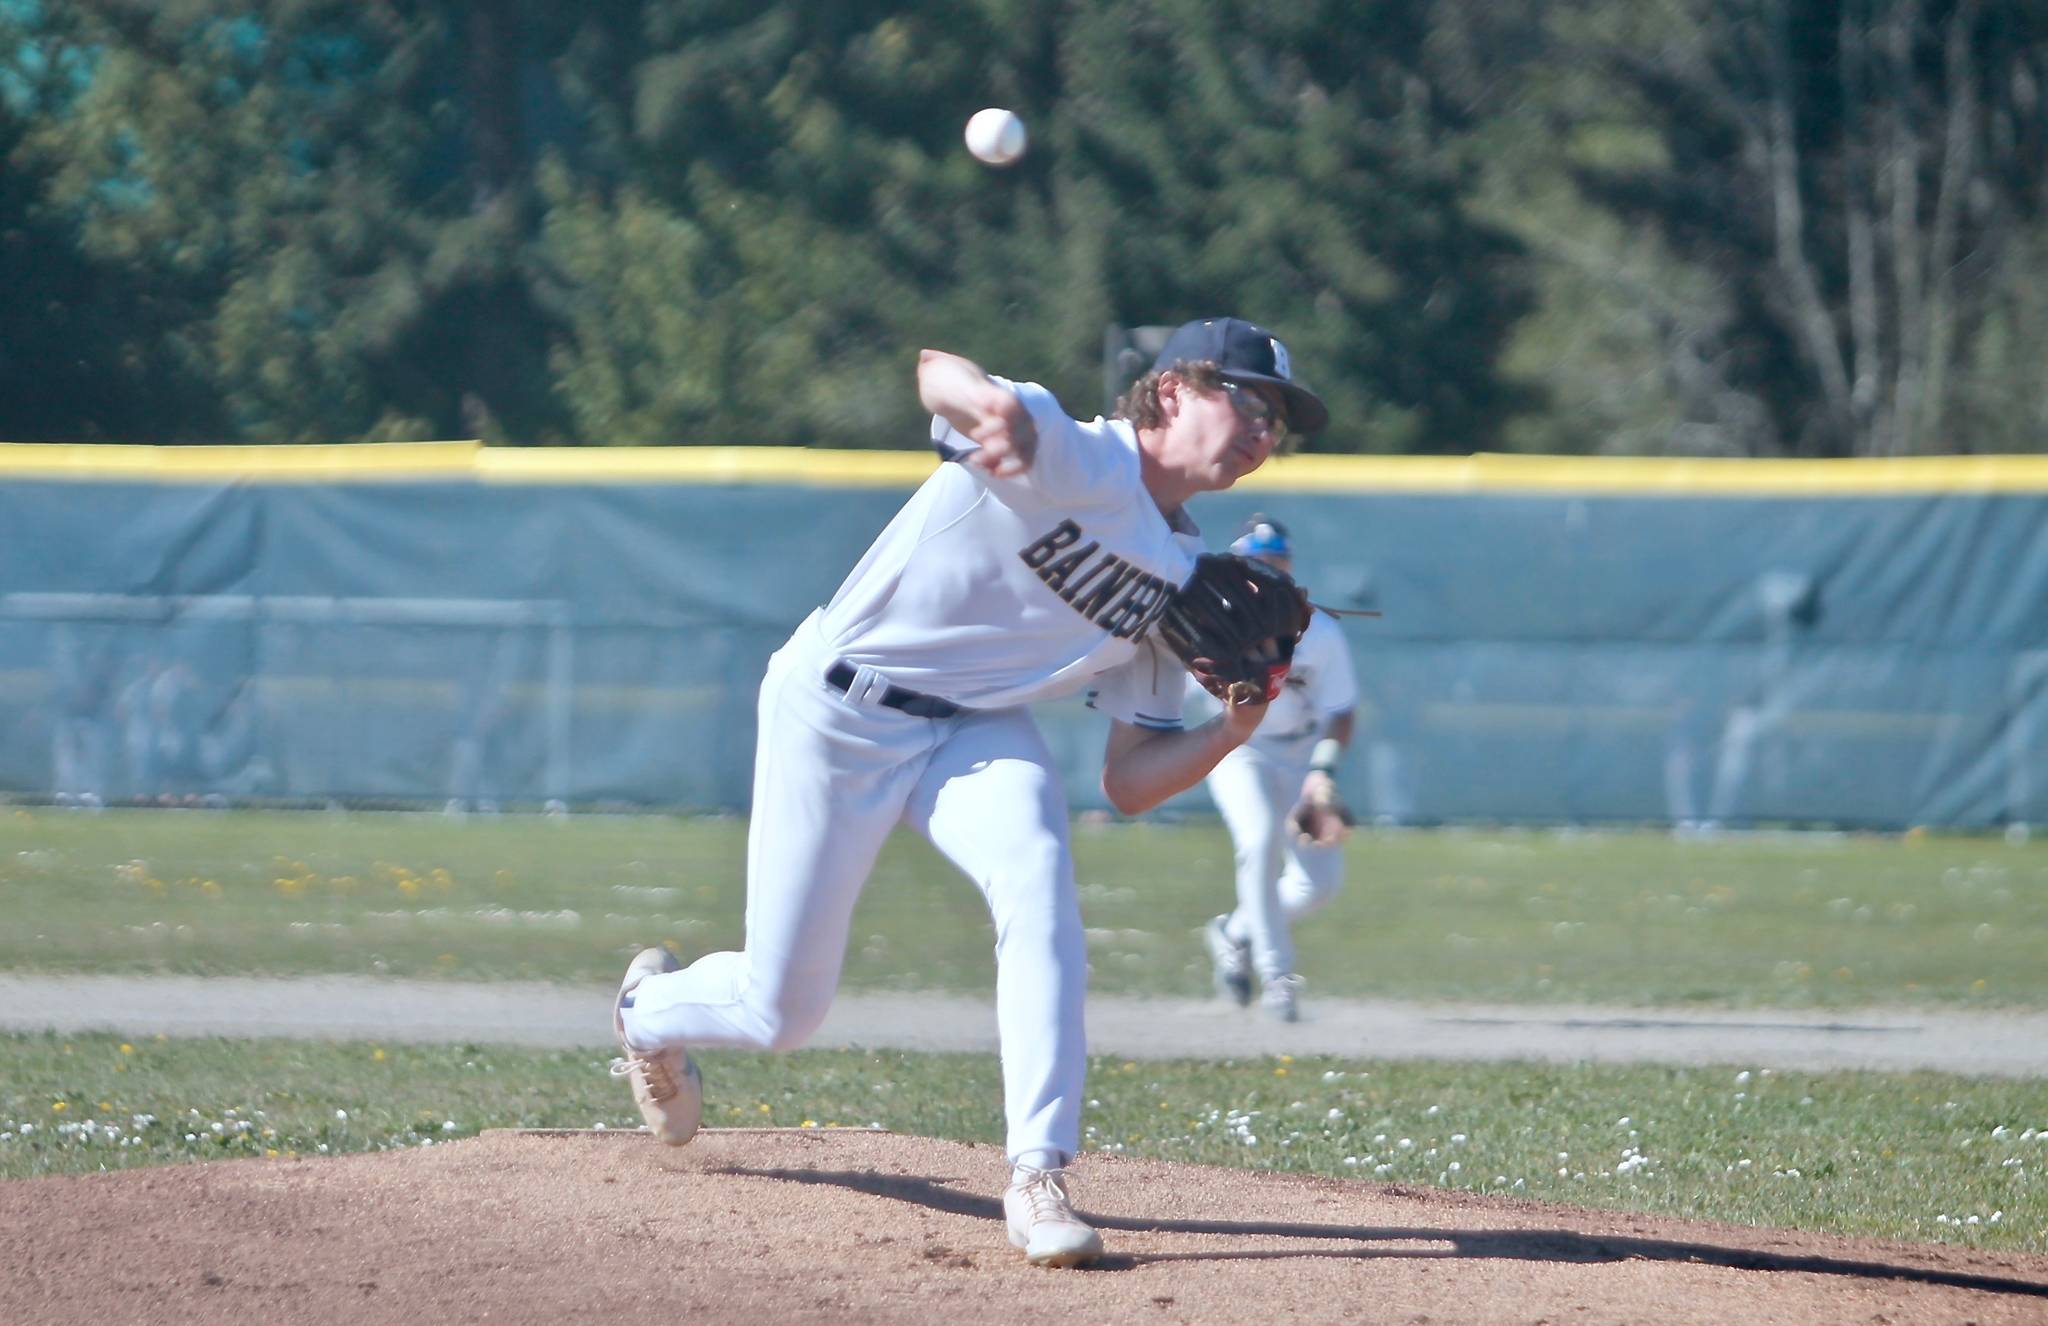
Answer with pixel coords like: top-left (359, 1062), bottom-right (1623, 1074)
top-left (5, 441), bottom-right (2048, 494)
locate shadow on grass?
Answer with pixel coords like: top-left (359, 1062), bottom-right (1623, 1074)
top-left (721, 1164), bottom-right (2048, 1297)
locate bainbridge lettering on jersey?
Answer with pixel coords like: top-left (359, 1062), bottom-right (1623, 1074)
top-left (1018, 520), bottom-right (1177, 640)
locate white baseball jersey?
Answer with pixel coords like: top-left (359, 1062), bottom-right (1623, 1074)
top-left (1186, 610), bottom-right (1358, 750)
top-left (817, 377), bottom-right (1199, 726)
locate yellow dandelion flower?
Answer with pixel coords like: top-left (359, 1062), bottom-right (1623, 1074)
top-left (119, 1043), bottom-right (134, 1055)
top-left (1279, 1054), bottom-right (1294, 1064)
top-left (200, 880), bottom-right (222, 898)
top-left (801, 1119), bottom-right (818, 1128)
top-left (1972, 979), bottom-right (1988, 993)
top-left (372, 1047), bottom-right (387, 1062)
top-left (398, 878), bottom-right (420, 897)
top-left (99, 1101), bottom-right (111, 1112)
top-left (758, 1103), bottom-right (772, 1114)
top-left (1274, 1067), bottom-right (1290, 1077)
top-left (266, 1149), bottom-right (279, 1158)
top-left (51, 1101), bottom-right (67, 1112)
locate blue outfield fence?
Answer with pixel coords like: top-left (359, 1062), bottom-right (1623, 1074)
top-left (3, 444), bottom-right (2047, 829)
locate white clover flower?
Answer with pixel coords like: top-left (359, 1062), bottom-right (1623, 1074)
top-left (1451, 1133), bottom-right (1467, 1144)
top-left (1398, 1138), bottom-right (1414, 1150)
top-left (1735, 1071), bottom-right (1751, 1084)
top-left (335, 1109), bottom-right (348, 1121)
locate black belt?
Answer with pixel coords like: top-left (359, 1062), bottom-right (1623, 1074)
top-left (824, 661), bottom-right (962, 719)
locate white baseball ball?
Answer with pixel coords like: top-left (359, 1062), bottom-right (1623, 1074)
top-left (964, 107), bottom-right (1028, 167)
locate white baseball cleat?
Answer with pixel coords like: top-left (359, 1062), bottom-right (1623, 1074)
top-left (610, 946), bottom-right (703, 1145)
top-left (1204, 915), bottom-right (1253, 1007)
top-left (1261, 973), bottom-right (1304, 1023)
top-left (1004, 1165), bottom-right (1104, 1267)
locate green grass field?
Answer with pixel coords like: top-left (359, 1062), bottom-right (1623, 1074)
top-left (4, 1032), bottom-right (2042, 1252)
top-left (4, 807), bottom-right (2045, 1253)
top-left (2, 807), bottom-right (2044, 1007)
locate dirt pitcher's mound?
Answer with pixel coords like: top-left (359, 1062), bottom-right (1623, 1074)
top-left (3, 1129), bottom-right (2044, 1325)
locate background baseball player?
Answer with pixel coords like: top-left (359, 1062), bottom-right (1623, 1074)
top-left (1195, 516), bottom-right (1358, 1022)
top-left (609, 317), bottom-right (1327, 1268)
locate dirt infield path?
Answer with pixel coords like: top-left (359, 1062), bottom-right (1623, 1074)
top-left (5, 1128), bottom-right (2045, 1325)
top-left (4, 973), bottom-right (2047, 1075)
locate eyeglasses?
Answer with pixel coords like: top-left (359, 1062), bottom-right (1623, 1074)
top-left (1220, 380), bottom-right (1289, 446)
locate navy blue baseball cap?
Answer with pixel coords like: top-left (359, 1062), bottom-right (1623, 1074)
top-left (1151, 317), bottom-right (1329, 435)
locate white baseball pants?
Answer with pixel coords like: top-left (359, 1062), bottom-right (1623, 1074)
top-left (1206, 741), bottom-right (1346, 980)
top-left (621, 616), bottom-right (1087, 1165)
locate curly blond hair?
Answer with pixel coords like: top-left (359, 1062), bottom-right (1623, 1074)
top-left (1113, 360), bottom-right (1226, 429)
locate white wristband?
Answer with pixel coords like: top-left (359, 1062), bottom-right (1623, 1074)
top-left (1310, 738), bottom-right (1343, 776)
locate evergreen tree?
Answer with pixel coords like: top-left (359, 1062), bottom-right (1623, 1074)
top-left (0, 2), bottom-right (223, 440)
top-left (541, 0), bottom-right (1535, 452)
top-left (1571, 0), bottom-right (2048, 456)
top-left (14, 0), bottom-right (581, 442)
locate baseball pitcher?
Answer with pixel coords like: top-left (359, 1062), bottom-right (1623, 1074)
top-left (609, 318), bottom-right (1328, 1267)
